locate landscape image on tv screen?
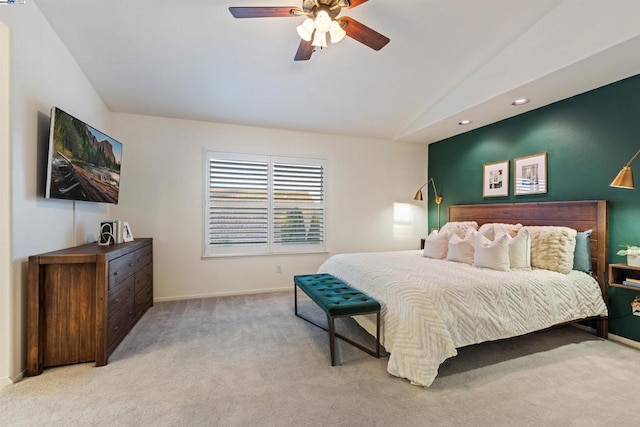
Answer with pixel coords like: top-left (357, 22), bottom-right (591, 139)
top-left (45, 107), bottom-right (122, 204)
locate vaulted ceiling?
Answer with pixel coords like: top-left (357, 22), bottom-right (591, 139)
top-left (33, 0), bottom-right (640, 143)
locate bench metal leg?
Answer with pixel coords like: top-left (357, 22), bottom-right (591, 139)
top-left (295, 283), bottom-right (382, 365)
top-left (328, 314), bottom-right (336, 366)
top-left (376, 310), bottom-right (381, 358)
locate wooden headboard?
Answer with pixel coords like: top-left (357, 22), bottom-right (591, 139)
top-left (448, 200), bottom-right (609, 293)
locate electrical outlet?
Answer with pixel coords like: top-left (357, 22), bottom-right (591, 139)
top-left (276, 265), bottom-right (282, 273)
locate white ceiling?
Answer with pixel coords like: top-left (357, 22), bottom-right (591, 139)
top-left (33, 0), bottom-right (640, 144)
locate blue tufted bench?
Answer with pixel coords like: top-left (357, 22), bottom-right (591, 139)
top-left (293, 273), bottom-right (381, 366)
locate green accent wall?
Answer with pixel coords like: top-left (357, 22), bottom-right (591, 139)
top-left (428, 73), bottom-right (640, 342)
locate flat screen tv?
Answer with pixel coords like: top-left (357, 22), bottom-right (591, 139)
top-left (45, 107), bottom-right (122, 204)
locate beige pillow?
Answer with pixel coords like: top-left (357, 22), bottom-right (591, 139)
top-left (440, 221), bottom-right (478, 238)
top-left (521, 226), bottom-right (576, 274)
top-left (509, 229), bottom-right (531, 270)
top-left (423, 230), bottom-right (449, 259)
top-left (447, 229), bottom-right (476, 265)
top-left (473, 233), bottom-right (510, 272)
top-left (478, 223), bottom-right (523, 239)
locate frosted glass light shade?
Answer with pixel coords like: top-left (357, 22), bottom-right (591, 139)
top-left (314, 10), bottom-right (332, 33)
top-left (296, 18), bottom-right (315, 42)
top-left (312, 30), bottom-right (327, 48)
top-left (329, 20), bottom-right (346, 43)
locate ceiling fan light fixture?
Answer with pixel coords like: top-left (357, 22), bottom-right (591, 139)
top-left (329, 20), bottom-right (346, 43)
top-left (296, 17), bottom-right (315, 41)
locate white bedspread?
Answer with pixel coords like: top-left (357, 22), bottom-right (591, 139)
top-left (318, 250), bottom-right (608, 387)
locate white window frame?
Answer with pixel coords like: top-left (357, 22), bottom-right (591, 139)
top-left (203, 150), bottom-right (326, 257)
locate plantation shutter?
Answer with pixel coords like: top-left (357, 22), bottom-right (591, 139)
top-left (272, 159), bottom-right (325, 253)
top-left (204, 151), bottom-right (325, 256)
top-left (206, 153), bottom-right (269, 256)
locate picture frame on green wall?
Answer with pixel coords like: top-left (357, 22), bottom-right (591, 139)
top-left (514, 152), bottom-right (547, 195)
top-left (483, 160), bottom-right (509, 197)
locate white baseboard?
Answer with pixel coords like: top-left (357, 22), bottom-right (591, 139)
top-left (570, 324), bottom-right (640, 350)
top-left (153, 286), bottom-right (291, 302)
top-left (608, 333), bottom-right (640, 350)
top-left (0, 369), bottom-right (24, 387)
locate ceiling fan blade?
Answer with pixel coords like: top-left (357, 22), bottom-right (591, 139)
top-left (294, 39), bottom-right (314, 61)
top-left (229, 7), bottom-right (300, 18)
top-left (345, 0), bottom-right (368, 9)
top-left (341, 16), bottom-right (390, 51)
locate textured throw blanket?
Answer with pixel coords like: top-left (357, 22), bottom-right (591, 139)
top-left (318, 251), bottom-right (608, 387)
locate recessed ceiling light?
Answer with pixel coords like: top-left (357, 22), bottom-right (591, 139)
top-left (458, 120), bottom-right (473, 125)
top-left (512, 98), bottom-right (530, 106)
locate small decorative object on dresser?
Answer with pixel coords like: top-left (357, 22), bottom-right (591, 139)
top-left (122, 222), bottom-right (134, 242)
top-left (27, 238), bottom-right (153, 376)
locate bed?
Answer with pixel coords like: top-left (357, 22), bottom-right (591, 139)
top-left (317, 201), bottom-right (609, 387)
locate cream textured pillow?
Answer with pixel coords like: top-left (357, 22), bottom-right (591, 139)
top-left (478, 223), bottom-right (523, 239)
top-left (439, 221), bottom-right (478, 238)
top-left (447, 229), bottom-right (476, 265)
top-left (423, 230), bottom-right (449, 259)
top-left (521, 226), bottom-right (577, 274)
top-left (509, 229), bottom-right (531, 270)
top-left (473, 233), bottom-right (510, 272)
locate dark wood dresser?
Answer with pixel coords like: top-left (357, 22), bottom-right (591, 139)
top-left (27, 238), bottom-right (153, 376)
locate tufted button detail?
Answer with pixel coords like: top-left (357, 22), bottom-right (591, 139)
top-left (293, 273), bottom-right (380, 316)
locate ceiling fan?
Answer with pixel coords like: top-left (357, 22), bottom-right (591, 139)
top-left (229, 0), bottom-right (390, 61)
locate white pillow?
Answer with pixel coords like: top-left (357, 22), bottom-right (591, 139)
top-left (439, 221), bottom-right (478, 238)
top-left (423, 230), bottom-right (449, 259)
top-left (509, 229), bottom-right (531, 270)
top-left (473, 233), bottom-right (510, 271)
top-left (521, 226), bottom-right (576, 274)
top-left (478, 223), bottom-right (523, 239)
top-left (447, 229), bottom-right (476, 265)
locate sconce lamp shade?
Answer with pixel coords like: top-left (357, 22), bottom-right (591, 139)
top-left (414, 177), bottom-right (443, 230)
top-left (610, 147), bottom-right (640, 189)
top-left (610, 166), bottom-right (634, 189)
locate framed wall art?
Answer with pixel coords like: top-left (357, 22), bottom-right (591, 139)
top-left (514, 152), bottom-right (547, 195)
top-left (483, 160), bottom-right (509, 197)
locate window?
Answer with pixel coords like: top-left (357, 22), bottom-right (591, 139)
top-left (204, 151), bottom-right (325, 256)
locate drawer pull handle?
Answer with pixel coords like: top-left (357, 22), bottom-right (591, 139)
top-left (113, 325), bottom-right (119, 332)
top-left (114, 298), bottom-right (120, 303)
top-left (129, 263), bottom-right (134, 267)
top-left (114, 271), bottom-right (119, 276)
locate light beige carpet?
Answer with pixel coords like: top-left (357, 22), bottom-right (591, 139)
top-left (2, 291), bottom-right (640, 426)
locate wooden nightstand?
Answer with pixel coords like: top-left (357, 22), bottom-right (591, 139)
top-left (609, 263), bottom-right (640, 291)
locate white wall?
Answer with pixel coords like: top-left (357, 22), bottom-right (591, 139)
top-left (0, 21), bottom-right (12, 387)
top-left (0, 1), bottom-right (428, 384)
top-left (0, 3), bottom-right (112, 383)
top-left (111, 113), bottom-right (428, 300)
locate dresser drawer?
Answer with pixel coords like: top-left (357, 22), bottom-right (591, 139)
top-left (108, 252), bottom-right (136, 290)
top-left (107, 299), bottom-right (134, 349)
top-left (134, 263), bottom-right (153, 294)
top-left (108, 276), bottom-right (135, 319)
top-left (134, 282), bottom-right (153, 314)
top-left (135, 244), bottom-right (152, 269)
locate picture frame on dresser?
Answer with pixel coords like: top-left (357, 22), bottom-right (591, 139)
top-left (122, 222), bottom-right (134, 242)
